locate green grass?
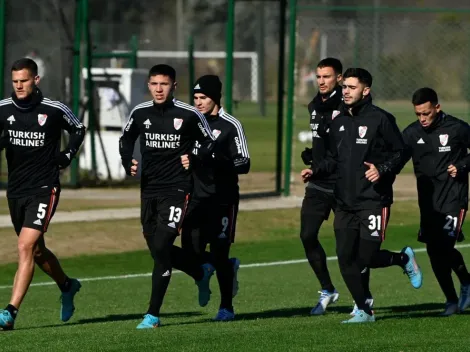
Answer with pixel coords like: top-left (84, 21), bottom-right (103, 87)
top-left (233, 100), bottom-right (470, 175)
top-left (1, 201), bottom-right (470, 350)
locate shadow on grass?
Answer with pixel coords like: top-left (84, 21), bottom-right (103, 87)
top-left (13, 311), bottom-right (206, 331)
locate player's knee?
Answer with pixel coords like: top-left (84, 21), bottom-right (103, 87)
top-left (300, 230), bottom-right (320, 248)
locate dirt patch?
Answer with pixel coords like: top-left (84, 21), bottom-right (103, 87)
top-left (0, 220), bottom-right (148, 265)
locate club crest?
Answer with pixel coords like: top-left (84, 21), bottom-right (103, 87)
top-left (174, 118), bottom-right (183, 130)
top-left (439, 134), bottom-right (448, 146)
top-left (38, 114), bottom-right (48, 126)
top-left (212, 129), bottom-right (222, 139)
top-left (358, 126), bottom-right (367, 138)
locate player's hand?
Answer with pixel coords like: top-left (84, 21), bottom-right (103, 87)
top-left (181, 154), bottom-right (190, 170)
top-left (364, 162), bottom-right (380, 182)
top-left (130, 159), bottom-right (138, 176)
top-left (56, 150), bottom-right (72, 170)
top-left (448, 164), bottom-right (458, 178)
top-left (301, 147), bottom-right (313, 165)
top-left (0, 134), bottom-right (10, 151)
top-left (301, 168), bottom-right (313, 183)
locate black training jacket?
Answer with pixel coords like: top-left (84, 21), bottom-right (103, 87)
top-left (314, 95), bottom-right (404, 210)
top-left (401, 112), bottom-right (470, 213)
top-left (305, 86), bottom-right (342, 191)
top-left (0, 88), bottom-right (85, 198)
top-left (119, 98), bottom-right (215, 198)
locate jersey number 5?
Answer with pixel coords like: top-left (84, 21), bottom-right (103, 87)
top-left (37, 203), bottom-right (48, 219)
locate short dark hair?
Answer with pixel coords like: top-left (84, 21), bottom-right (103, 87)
top-left (412, 87), bottom-right (438, 106)
top-left (11, 58), bottom-right (38, 76)
top-left (148, 64), bottom-right (176, 81)
top-left (343, 68), bottom-right (373, 87)
top-left (317, 58), bottom-right (343, 75)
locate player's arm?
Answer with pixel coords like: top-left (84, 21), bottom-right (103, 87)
top-left (396, 127), bottom-right (413, 174)
top-left (58, 103), bottom-right (86, 169)
top-left (227, 123), bottom-right (250, 174)
top-left (374, 114), bottom-right (405, 176)
top-left (0, 117), bottom-right (8, 151)
top-left (450, 121), bottom-right (470, 177)
top-left (310, 125), bottom-right (338, 178)
top-left (190, 110), bottom-right (216, 162)
top-left (119, 112), bottom-right (140, 175)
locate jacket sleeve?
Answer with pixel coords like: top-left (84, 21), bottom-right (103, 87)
top-left (454, 121), bottom-right (470, 173)
top-left (375, 114), bottom-right (405, 176)
top-left (119, 110), bottom-right (140, 174)
top-left (396, 127), bottom-right (413, 174)
top-left (311, 125), bottom-right (338, 177)
top-left (58, 102), bottom-right (86, 158)
top-left (227, 122), bottom-right (250, 174)
top-left (189, 110), bottom-right (216, 161)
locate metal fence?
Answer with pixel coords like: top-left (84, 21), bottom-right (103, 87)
top-left (1, 1), bottom-right (470, 197)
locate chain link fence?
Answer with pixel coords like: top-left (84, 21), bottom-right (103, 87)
top-left (295, 5), bottom-right (470, 104)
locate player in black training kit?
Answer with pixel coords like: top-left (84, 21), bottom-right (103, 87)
top-left (300, 58), bottom-right (342, 315)
top-left (179, 75), bottom-right (250, 321)
top-left (401, 88), bottom-right (470, 315)
top-left (0, 58), bottom-right (85, 331)
top-left (305, 68), bottom-right (423, 323)
top-left (119, 64), bottom-right (215, 329)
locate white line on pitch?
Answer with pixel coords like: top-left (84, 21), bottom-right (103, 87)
top-left (0, 244), bottom-right (469, 290)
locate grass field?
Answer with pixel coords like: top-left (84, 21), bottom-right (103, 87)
top-left (1, 201), bottom-right (470, 351)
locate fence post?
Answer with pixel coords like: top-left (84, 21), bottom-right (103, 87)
top-left (82, 0), bottom-right (97, 176)
top-left (276, 0), bottom-right (287, 194)
top-left (225, 0), bottom-right (235, 114)
top-left (70, 0), bottom-right (83, 187)
top-left (129, 35), bottom-right (138, 69)
top-left (283, 0), bottom-right (297, 197)
top-left (188, 34), bottom-right (195, 105)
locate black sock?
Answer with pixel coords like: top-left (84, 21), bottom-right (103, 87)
top-left (5, 304), bottom-right (18, 319)
top-left (390, 252), bottom-right (408, 267)
top-left (58, 277), bottom-right (72, 292)
top-left (361, 268), bottom-right (372, 298)
top-left (450, 249), bottom-right (470, 285)
top-left (307, 242), bottom-right (335, 292)
top-left (428, 248), bottom-right (458, 303)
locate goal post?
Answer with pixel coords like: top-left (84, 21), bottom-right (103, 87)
top-left (111, 50), bottom-right (259, 103)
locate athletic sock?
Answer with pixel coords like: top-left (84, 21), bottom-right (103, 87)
top-left (5, 304), bottom-right (18, 319)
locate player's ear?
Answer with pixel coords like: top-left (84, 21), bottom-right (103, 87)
top-left (336, 74), bottom-right (342, 83)
top-left (363, 86), bottom-right (371, 97)
top-left (34, 75), bottom-right (40, 86)
top-left (435, 103), bottom-right (441, 112)
top-left (172, 80), bottom-right (177, 91)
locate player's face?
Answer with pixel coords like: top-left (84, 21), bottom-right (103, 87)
top-left (342, 77), bottom-right (370, 106)
top-left (316, 66), bottom-right (341, 95)
top-left (414, 102), bottom-right (440, 128)
top-left (193, 93), bottom-right (216, 114)
top-left (12, 69), bottom-right (40, 100)
top-left (148, 74), bottom-right (176, 104)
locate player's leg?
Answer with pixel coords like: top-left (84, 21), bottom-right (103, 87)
top-left (360, 207), bottom-right (422, 289)
top-left (178, 200), bottom-right (216, 307)
top-left (447, 210), bottom-right (470, 311)
top-left (26, 188), bottom-right (81, 322)
top-left (0, 197), bottom-right (24, 330)
top-left (171, 200), bottom-right (208, 282)
top-left (137, 193), bottom-right (190, 328)
top-left (334, 210), bottom-right (374, 323)
top-left (424, 210), bottom-right (468, 314)
top-left (300, 189), bottom-right (337, 301)
top-left (301, 189), bottom-right (338, 315)
top-left (209, 202), bottom-right (237, 321)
